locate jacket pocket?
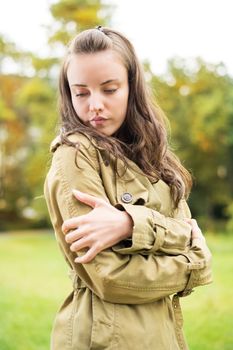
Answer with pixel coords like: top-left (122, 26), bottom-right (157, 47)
top-left (90, 293), bottom-right (117, 349)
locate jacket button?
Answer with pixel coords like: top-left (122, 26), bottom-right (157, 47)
top-left (121, 192), bottom-right (133, 203)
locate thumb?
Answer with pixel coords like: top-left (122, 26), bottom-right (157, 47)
top-left (72, 189), bottom-right (104, 208)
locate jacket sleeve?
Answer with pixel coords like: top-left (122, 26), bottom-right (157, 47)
top-left (113, 200), bottom-right (192, 256)
top-left (44, 140), bottom-right (212, 304)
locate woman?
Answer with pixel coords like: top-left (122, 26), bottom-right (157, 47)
top-left (44, 26), bottom-right (212, 350)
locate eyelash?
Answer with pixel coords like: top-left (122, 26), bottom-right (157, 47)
top-left (104, 89), bottom-right (117, 94)
top-left (75, 93), bottom-right (87, 97)
top-left (75, 89), bottom-right (117, 97)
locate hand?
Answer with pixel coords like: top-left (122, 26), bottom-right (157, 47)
top-left (62, 190), bottom-right (133, 263)
top-left (184, 218), bottom-right (205, 242)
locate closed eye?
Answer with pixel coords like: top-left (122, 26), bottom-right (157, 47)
top-left (75, 93), bottom-right (88, 97)
top-left (104, 89), bottom-right (117, 94)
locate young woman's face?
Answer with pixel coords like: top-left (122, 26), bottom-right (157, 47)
top-left (67, 50), bottom-right (129, 136)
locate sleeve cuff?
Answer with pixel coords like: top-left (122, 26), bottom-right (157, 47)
top-left (113, 203), bottom-right (166, 254)
top-left (114, 202), bottom-right (192, 255)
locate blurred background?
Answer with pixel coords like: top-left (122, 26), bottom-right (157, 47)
top-left (0, 1), bottom-right (232, 349)
top-left (0, 0), bottom-right (233, 231)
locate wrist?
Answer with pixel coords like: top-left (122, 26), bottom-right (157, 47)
top-left (120, 211), bottom-right (133, 239)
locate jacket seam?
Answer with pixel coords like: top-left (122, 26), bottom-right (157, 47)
top-left (52, 143), bottom-right (211, 300)
top-left (101, 281), bottom-right (187, 291)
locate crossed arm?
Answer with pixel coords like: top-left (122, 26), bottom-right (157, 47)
top-left (44, 140), bottom-right (212, 304)
top-left (63, 189), bottom-right (205, 264)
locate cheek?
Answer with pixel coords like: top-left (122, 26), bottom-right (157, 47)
top-left (117, 90), bottom-right (128, 116)
top-left (71, 97), bottom-right (84, 116)
top-left (71, 96), bottom-right (77, 110)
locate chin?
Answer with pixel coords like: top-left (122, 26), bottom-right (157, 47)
top-left (100, 127), bottom-right (115, 137)
top-left (94, 128), bottom-right (112, 137)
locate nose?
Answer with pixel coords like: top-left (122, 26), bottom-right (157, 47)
top-left (89, 93), bottom-right (104, 113)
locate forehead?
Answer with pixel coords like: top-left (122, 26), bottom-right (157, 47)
top-left (67, 50), bottom-right (127, 85)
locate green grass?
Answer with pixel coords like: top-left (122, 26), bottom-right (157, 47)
top-left (0, 231), bottom-right (70, 350)
top-left (0, 231), bottom-right (232, 349)
top-left (182, 234), bottom-right (233, 350)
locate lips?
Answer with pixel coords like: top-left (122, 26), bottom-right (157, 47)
top-left (91, 115), bottom-right (106, 122)
top-left (90, 115), bottom-right (107, 126)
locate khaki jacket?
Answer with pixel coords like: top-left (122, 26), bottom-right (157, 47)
top-left (44, 133), bottom-right (212, 350)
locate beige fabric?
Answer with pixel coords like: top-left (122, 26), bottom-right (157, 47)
top-left (44, 133), bottom-right (212, 350)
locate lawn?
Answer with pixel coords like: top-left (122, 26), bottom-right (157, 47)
top-left (0, 231), bottom-right (232, 350)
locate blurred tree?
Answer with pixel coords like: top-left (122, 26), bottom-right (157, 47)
top-left (0, 74), bottom-right (27, 224)
top-left (0, 35), bottom-right (21, 70)
top-left (48, 0), bottom-right (113, 46)
top-left (0, 0), bottom-right (112, 229)
top-left (1, 4), bottom-right (232, 232)
top-left (150, 57), bottom-right (233, 227)
top-left (15, 77), bottom-right (57, 223)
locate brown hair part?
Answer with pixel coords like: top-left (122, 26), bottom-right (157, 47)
top-left (58, 27), bottom-right (192, 208)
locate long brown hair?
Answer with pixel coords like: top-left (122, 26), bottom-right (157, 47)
top-left (58, 27), bottom-right (192, 207)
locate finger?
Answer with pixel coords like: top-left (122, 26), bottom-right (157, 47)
top-left (191, 218), bottom-right (198, 226)
top-left (190, 219), bottom-right (199, 230)
top-left (65, 227), bottom-right (86, 243)
top-left (184, 218), bottom-right (192, 223)
top-left (62, 215), bottom-right (86, 234)
top-left (184, 218), bottom-right (199, 229)
top-left (184, 218), bottom-right (192, 227)
top-left (70, 237), bottom-right (91, 252)
top-left (192, 226), bottom-right (202, 235)
top-left (72, 189), bottom-right (106, 208)
top-left (189, 220), bottom-right (205, 240)
top-left (74, 246), bottom-right (99, 264)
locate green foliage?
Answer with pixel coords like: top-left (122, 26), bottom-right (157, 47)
top-left (226, 202), bottom-right (233, 232)
top-left (0, 35), bottom-right (22, 62)
top-left (151, 58), bottom-right (233, 225)
top-left (0, 74), bottom-right (56, 227)
top-left (0, 98), bottom-right (16, 121)
top-left (0, 2), bottom-right (232, 230)
top-left (30, 55), bottom-right (59, 76)
top-left (49, 0), bottom-right (113, 45)
top-left (0, 0), bottom-right (113, 228)
top-left (0, 232), bottom-right (232, 349)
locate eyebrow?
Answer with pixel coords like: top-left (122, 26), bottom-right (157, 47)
top-left (71, 79), bottom-right (119, 87)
